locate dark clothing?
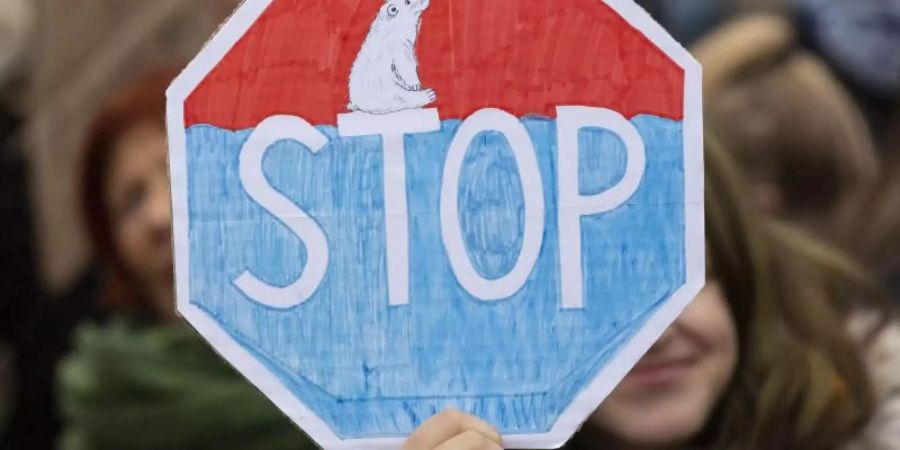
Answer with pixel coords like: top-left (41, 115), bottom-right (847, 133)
top-left (1, 270), bottom-right (103, 450)
top-left (0, 107), bottom-right (39, 346)
top-left (0, 106), bottom-right (50, 450)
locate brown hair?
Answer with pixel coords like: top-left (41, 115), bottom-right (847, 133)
top-left (861, 152), bottom-right (900, 281)
top-left (702, 135), bottom-right (880, 449)
top-left (77, 68), bottom-right (178, 314)
top-left (692, 15), bottom-right (880, 251)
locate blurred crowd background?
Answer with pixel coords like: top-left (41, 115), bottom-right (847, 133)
top-left (0, 0), bottom-right (898, 449)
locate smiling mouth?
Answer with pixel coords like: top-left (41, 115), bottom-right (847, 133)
top-left (623, 357), bottom-right (696, 387)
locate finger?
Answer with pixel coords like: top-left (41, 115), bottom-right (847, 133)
top-left (403, 409), bottom-right (466, 450)
top-left (402, 409), bottom-right (501, 450)
top-left (434, 430), bottom-right (504, 450)
top-left (452, 411), bottom-right (501, 445)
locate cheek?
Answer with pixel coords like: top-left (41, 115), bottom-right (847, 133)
top-left (688, 285), bottom-right (739, 381)
top-left (113, 218), bottom-right (148, 273)
top-left (588, 285), bottom-right (738, 446)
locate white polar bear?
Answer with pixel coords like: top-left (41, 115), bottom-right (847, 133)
top-left (347, 0), bottom-right (436, 114)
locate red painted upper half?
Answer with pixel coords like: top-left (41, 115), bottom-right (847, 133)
top-left (184, 0), bottom-right (685, 129)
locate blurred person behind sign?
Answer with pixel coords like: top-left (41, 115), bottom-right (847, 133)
top-left (692, 14), bottom-right (881, 255)
top-left (793, 0), bottom-right (900, 101)
top-left (635, 0), bottom-right (729, 45)
top-left (41, 68), bottom-right (317, 450)
top-left (793, 0), bottom-right (900, 153)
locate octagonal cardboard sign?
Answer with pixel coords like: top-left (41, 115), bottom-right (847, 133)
top-left (166, 0), bottom-right (704, 448)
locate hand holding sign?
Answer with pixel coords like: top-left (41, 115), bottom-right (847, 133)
top-left (168, 0), bottom-right (703, 448)
top-left (401, 410), bottom-right (503, 450)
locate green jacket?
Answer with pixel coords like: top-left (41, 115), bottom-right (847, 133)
top-left (58, 321), bottom-right (318, 450)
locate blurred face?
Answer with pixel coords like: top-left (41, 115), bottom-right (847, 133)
top-left (588, 282), bottom-right (738, 448)
top-left (105, 121), bottom-right (175, 320)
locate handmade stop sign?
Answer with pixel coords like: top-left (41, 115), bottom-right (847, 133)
top-left (167, 0), bottom-right (703, 448)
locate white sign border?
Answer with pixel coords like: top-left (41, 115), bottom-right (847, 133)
top-left (166, 0), bottom-right (704, 448)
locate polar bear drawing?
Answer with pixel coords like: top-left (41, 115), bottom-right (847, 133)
top-left (347, 0), bottom-right (436, 114)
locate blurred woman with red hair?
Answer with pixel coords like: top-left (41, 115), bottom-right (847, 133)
top-left (46, 69), bottom-right (315, 450)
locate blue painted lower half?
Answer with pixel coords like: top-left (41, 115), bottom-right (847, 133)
top-left (184, 115), bottom-right (686, 437)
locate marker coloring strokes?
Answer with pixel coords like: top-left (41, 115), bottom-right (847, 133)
top-left (167, 1), bottom-right (704, 449)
